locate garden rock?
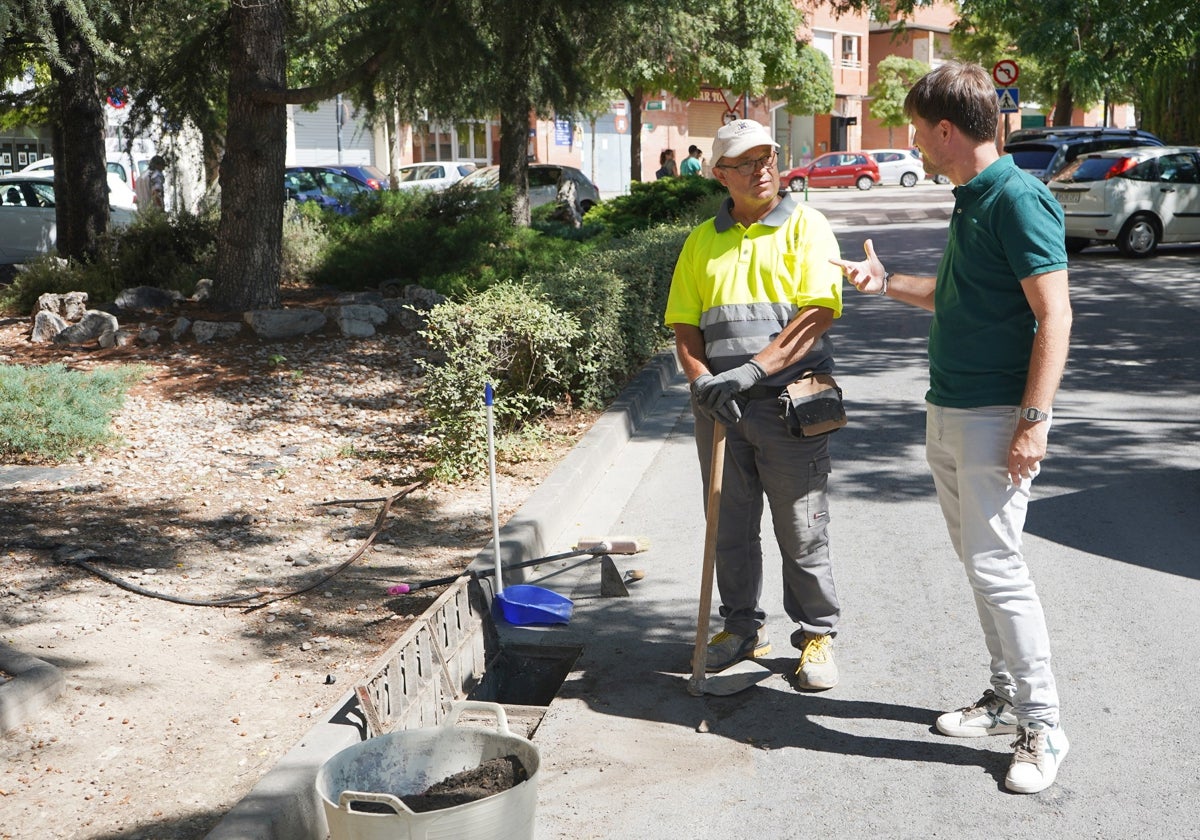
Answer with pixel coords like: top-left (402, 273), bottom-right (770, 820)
top-left (36, 291), bottom-right (89, 321)
top-left (115, 286), bottom-right (184, 312)
top-left (53, 310), bottom-right (120, 346)
top-left (190, 278), bottom-right (213, 303)
top-left (30, 311), bottom-right (68, 343)
top-left (170, 317), bottom-right (192, 341)
top-left (243, 308), bottom-right (327, 340)
top-left (192, 320), bottom-right (243, 344)
top-left (325, 304), bottom-right (388, 338)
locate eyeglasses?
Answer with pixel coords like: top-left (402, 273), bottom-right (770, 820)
top-left (716, 151), bottom-right (777, 176)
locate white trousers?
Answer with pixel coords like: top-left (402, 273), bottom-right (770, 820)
top-left (926, 403), bottom-right (1060, 727)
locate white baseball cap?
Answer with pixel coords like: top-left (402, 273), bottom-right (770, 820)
top-left (710, 119), bottom-right (778, 164)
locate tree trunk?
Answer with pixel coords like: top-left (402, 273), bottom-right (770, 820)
top-left (499, 105), bottom-right (532, 227)
top-left (49, 7), bottom-right (109, 262)
top-left (212, 0), bottom-right (287, 311)
top-left (1053, 81), bottom-right (1074, 126)
top-left (625, 85), bottom-right (645, 183)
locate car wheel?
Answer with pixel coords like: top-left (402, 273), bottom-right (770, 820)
top-left (1064, 236), bottom-right (1090, 254)
top-left (856, 175), bottom-right (874, 191)
top-left (1116, 213), bottom-right (1159, 258)
top-left (580, 200), bottom-right (595, 215)
top-left (787, 177), bottom-right (805, 192)
top-left (900, 172), bottom-right (917, 188)
top-left (934, 174), bottom-right (950, 185)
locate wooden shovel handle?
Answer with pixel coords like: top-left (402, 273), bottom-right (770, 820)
top-left (688, 423), bottom-right (726, 695)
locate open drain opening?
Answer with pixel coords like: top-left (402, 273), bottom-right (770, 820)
top-left (469, 643), bottom-right (582, 708)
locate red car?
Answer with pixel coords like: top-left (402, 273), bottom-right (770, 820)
top-left (781, 152), bottom-right (880, 191)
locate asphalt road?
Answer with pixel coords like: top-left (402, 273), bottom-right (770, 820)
top-left (527, 183), bottom-right (1200, 840)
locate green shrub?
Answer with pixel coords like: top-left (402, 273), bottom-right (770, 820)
top-left (281, 201), bottom-right (331, 283)
top-left (0, 212), bottom-right (217, 314)
top-left (312, 186), bottom-right (535, 297)
top-left (0, 363), bottom-right (149, 461)
top-left (531, 224), bottom-right (688, 407)
top-left (418, 281), bottom-right (582, 481)
top-left (585, 177), bottom-right (726, 237)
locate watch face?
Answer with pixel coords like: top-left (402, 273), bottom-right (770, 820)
top-left (1022, 407), bottom-right (1048, 421)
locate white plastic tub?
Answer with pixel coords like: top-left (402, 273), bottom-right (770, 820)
top-left (315, 701), bottom-right (539, 840)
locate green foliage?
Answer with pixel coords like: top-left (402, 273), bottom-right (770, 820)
top-left (774, 45), bottom-right (836, 116)
top-left (0, 363), bottom-right (148, 462)
top-left (868, 55), bottom-right (930, 140)
top-left (531, 225), bottom-right (686, 407)
top-left (418, 281), bottom-right (583, 482)
top-left (1139, 49), bottom-right (1200, 143)
top-left (309, 185), bottom-right (603, 297)
top-left (0, 212), bottom-right (217, 314)
top-left (584, 177), bottom-right (726, 237)
top-left (281, 201), bottom-right (331, 283)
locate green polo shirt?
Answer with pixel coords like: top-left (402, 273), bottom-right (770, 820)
top-left (928, 155), bottom-right (1068, 407)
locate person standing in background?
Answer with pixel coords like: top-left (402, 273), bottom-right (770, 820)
top-left (680, 145), bottom-right (703, 176)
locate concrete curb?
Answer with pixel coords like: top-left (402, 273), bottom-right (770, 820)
top-left (0, 644), bottom-right (66, 735)
top-left (203, 349), bottom-right (680, 839)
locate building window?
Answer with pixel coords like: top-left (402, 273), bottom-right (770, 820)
top-left (841, 35), bottom-right (861, 69)
top-left (416, 120), bottom-right (492, 164)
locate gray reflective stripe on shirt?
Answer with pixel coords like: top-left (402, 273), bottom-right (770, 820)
top-left (700, 301), bottom-right (834, 383)
top-left (700, 301), bottom-right (795, 371)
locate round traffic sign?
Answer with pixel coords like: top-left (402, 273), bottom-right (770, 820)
top-left (992, 60), bottom-right (1019, 87)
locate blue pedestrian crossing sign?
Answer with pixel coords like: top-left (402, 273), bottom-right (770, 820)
top-left (996, 87), bottom-right (1020, 113)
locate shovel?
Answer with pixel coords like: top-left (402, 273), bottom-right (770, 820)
top-left (686, 422), bottom-right (773, 696)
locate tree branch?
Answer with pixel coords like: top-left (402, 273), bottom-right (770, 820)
top-left (251, 46), bottom-right (391, 105)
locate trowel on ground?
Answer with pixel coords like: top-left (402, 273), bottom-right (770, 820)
top-left (686, 423), bottom-right (773, 697)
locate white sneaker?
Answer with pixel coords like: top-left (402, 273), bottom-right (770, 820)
top-left (935, 689), bottom-right (1019, 738)
top-left (1005, 721), bottom-right (1069, 794)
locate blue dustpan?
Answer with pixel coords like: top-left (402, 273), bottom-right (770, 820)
top-left (495, 584), bottom-right (574, 626)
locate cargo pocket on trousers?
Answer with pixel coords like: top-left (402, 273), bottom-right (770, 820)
top-left (806, 455), bottom-right (832, 527)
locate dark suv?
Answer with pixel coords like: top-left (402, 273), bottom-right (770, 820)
top-left (1003, 126), bottom-right (1164, 182)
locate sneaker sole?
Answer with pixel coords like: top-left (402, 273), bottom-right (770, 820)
top-left (705, 642), bottom-right (772, 673)
top-left (935, 717), bottom-right (1019, 738)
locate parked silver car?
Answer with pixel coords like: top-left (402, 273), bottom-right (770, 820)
top-left (457, 164), bottom-right (600, 214)
top-left (1047, 145), bottom-right (1200, 257)
top-left (0, 172), bottom-right (136, 265)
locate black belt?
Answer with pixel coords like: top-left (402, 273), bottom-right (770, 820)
top-left (743, 383), bottom-right (786, 401)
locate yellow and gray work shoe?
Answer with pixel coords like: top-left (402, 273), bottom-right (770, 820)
top-left (795, 633), bottom-right (838, 690)
top-left (705, 628), bottom-right (771, 673)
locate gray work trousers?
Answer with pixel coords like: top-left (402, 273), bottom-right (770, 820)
top-left (693, 395), bottom-right (840, 649)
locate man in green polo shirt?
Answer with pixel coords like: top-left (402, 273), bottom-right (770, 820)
top-left (833, 62), bottom-right (1073, 794)
top-left (665, 118), bottom-right (845, 691)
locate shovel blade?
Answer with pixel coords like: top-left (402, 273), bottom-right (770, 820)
top-left (694, 659), bottom-right (773, 696)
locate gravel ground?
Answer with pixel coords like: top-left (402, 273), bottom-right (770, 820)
top-left (0, 293), bottom-right (593, 840)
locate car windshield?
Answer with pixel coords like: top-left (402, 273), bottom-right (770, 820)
top-left (1007, 146), bottom-right (1056, 171)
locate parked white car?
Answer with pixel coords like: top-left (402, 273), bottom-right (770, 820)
top-left (1047, 145), bottom-right (1200, 257)
top-left (0, 172), bottom-right (136, 265)
top-left (19, 155), bottom-right (139, 210)
top-left (867, 148), bottom-right (926, 187)
top-left (394, 160), bottom-right (478, 192)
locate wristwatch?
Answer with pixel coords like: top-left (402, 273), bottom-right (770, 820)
top-left (1020, 407), bottom-right (1049, 423)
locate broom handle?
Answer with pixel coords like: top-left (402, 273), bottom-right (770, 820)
top-left (689, 423), bottom-right (726, 693)
top-left (486, 383), bottom-right (503, 594)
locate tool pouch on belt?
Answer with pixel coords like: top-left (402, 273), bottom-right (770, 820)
top-left (778, 371), bottom-right (847, 437)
